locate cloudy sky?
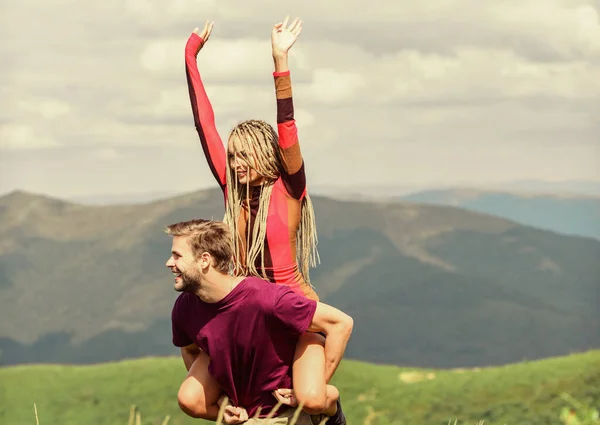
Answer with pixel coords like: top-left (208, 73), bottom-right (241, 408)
top-left (1, 0), bottom-right (599, 200)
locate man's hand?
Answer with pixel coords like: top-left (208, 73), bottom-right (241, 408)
top-left (272, 388), bottom-right (298, 407)
top-left (193, 20), bottom-right (215, 46)
top-left (271, 16), bottom-right (302, 58)
top-left (223, 405), bottom-right (249, 424)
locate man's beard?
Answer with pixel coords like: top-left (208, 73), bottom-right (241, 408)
top-left (174, 270), bottom-right (202, 293)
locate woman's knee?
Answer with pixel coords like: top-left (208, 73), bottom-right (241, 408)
top-left (295, 385), bottom-right (327, 414)
top-left (294, 332), bottom-right (327, 413)
top-left (177, 381), bottom-right (205, 418)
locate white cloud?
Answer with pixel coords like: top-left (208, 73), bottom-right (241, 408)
top-left (140, 37), bottom-right (277, 84)
top-left (123, 0), bottom-right (217, 21)
top-left (386, 48), bottom-right (600, 102)
top-left (0, 0), bottom-right (597, 197)
top-left (17, 98), bottom-right (71, 119)
top-left (307, 69), bottom-right (366, 104)
top-left (93, 148), bottom-right (121, 161)
top-left (0, 125), bottom-right (60, 150)
top-left (295, 108), bottom-right (315, 128)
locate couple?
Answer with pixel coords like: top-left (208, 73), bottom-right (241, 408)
top-left (166, 16), bottom-right (353, 425)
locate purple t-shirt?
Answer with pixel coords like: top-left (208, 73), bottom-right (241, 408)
top-left (171, 276), bottom-right (318, 417)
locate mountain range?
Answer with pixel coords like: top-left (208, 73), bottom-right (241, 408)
top-left (0, 189), bottom-right (598, 368)
top-left (400, 188), bottom-right (600, 240)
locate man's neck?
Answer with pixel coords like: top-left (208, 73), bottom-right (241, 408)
top-left (195, 274), bottom-right (245, 304)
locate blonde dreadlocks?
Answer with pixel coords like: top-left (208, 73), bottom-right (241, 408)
top-left (224, 119), bottom-right (319, 286)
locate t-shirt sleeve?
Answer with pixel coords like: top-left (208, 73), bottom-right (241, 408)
top-left (272, 288), bottom-right (318, 336)
top-left (171, 296), bottom-right (193, 348)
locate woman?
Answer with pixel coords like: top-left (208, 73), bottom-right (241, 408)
top-left (186, 18), bottom-right (318, 301)
top-left (180, 17), bottom-right (345, 424)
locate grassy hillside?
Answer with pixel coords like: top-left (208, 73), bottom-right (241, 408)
top-left (0, 190), bottom-right (598, 368)
top-left (1, 351), bottom-right (599, 425)
top-left (401, 189), bottom-right (600, 240)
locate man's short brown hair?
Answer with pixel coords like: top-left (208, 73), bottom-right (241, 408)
top-left (165, 219), bottom-right (233, 274)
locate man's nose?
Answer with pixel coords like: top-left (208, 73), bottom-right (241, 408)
top-left (166, 257), bottom-right (174, 267)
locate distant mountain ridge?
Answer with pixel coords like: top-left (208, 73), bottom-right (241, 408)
top-left (400, 188), bottom-right (600, 240)
top-left (0, 189), bottom-right (598, 368)
top-left (310, 180), bottom-right (600, 201)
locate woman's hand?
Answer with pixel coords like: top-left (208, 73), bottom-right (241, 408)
top-left (271, 16), bottom-right (302, 59)
top-left (223, 405), bottom-right (249, 424)
top-left (193, 20), bottom-right (215, 48)
top-left (272, 388), bottom-right (298, 407)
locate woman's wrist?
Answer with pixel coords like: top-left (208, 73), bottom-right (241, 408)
top-left (273, 53), bottom-right (289, 73)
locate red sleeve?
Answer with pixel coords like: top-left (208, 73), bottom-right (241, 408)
top-left (274, 71), bottom-right (306, 200)
top-left (185, 33), bottom-right (227, 189)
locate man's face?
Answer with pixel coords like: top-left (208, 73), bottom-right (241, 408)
top-left (165, 236), bottom-right (202, 292)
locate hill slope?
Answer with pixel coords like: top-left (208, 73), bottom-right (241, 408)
top-left (0, 189), bottom-right (598, 368)
top-left (401, 188), bottom-right (600, 240)
top-left (1, 351), bottom-right (599, 425)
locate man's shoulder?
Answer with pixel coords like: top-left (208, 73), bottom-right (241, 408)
top-left (242, 276), bottom-right (271, 288)
top-left (238, 277), bottom-right (295, 307)
top-left (175, 291), bottom-right (195, 303)
top-left (242, 276), bottom-right (293, 296)
top-left (172, 292), bottom-right (195, 315)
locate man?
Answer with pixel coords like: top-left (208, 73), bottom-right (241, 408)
top-left (165, 219), bottom-right (353, 424)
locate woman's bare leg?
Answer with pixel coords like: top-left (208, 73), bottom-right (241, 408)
top-left (177, 351), bottom-right (223, 419)
top-left (291, 332), bottom-right (339, 416)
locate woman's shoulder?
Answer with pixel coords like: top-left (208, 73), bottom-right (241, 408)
top-left (271, 176), bottom-right (305, 200)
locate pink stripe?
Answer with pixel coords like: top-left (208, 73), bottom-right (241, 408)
top-left (277, 121), bottom-right (298, 149)
top-left (266, 180), bottom-right (304, 296)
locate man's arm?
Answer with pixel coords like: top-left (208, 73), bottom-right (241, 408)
top-left (180, 343), bottom-right (201, 371)
top-left (307, 303), bottom-right (354, 382)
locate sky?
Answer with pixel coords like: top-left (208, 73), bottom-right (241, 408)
top-left (1, 0), bottom-right (599, 200)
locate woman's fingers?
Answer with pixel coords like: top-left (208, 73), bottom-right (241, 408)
top-left (292, 21), bottom-right (302, 36)
top-left (288, 17), bottom-right (300, 32)
top-left (199, 20), bottom-right (214, 41)
top-left (272, 22), bottom-right (283, 36)
top-left (207, 21), bottom-right (215, 40)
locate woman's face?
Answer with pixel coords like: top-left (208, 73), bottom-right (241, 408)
top-left (228, 138), bottom-right (264, 186)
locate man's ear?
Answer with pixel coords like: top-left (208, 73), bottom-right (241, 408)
top-left (199, 252), bottom-right (212, 269)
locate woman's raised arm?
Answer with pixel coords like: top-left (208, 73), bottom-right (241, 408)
top-left (271, 17), bottom-right (306, 200)
top-left (185, 21), bottom-right (227, 190)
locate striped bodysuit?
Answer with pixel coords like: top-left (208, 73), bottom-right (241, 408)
top-left (184, 33), bottom-right (317, 300)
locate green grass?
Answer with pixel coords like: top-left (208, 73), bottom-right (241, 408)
top-left (1, 351), bottom-right (599, 425)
